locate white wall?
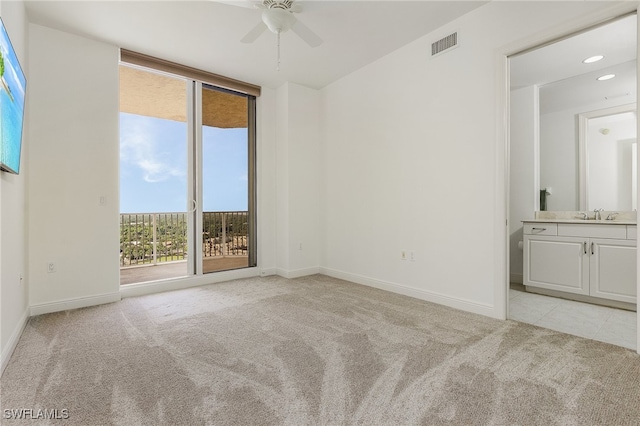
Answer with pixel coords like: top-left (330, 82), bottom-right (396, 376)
top-left (27, 24), bottom-right (121, 312)
top-left (257, 87), bottom-right (278, 275)
top-left (0, 0), bottom-right (29, 374)
top-left (509, 85), bottom-right (538, 283)
top-left (275, 84), bottom-right (290, 273)
top-left (276, 82), bottom-right (321, 277)
top-left (320, 1), bottom-right (623, 318)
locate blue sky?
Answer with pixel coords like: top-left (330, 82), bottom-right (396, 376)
top-left (120, 113), bottom-right (248, 213)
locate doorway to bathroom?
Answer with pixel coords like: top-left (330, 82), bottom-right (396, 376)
top-left (507, 13), bottom-right (638, 350)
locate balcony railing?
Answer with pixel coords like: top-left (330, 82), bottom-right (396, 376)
top-left (120, 211), bottom-right (248, 267)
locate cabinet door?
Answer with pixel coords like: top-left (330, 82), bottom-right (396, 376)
top-left (524, 235), bottom-right (589, 295)
top-left (589, 238), bottom-right (637, 303)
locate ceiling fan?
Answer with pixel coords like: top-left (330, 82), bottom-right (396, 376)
top-left (236, 0), bottom-right (322, 48)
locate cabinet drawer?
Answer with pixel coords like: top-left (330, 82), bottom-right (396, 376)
top-left (627, 226), bottom-right (637, 240)
top-left (557, 224), bottom-right (626, 239)
top-left (523, 223), bottom-right (557, 236)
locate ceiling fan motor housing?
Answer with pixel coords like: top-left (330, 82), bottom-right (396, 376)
top-left (263, 0), bottom-right (295, 10)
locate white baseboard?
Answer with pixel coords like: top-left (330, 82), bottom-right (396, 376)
top-left (120, 267), bottom-right (260, 298)
top-left (277, 266), bottom-right (320, 279)
top-left (319, 267), bottom-right (496, 318)
top-left (30, 292), bottom-right (122, 316)
top-left (259, 267), bottom-right (277, 277)
top-left (0, 307), bottom-right (30, 377)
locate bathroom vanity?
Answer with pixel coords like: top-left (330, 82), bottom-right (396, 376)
top-left (523, 219), bottom-right (637, 308)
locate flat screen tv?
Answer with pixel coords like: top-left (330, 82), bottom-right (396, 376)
top-left (0, 17), bottom-right (26, 175)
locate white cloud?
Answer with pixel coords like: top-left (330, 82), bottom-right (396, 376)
top-left (120, 116), bottom-right (185, 183)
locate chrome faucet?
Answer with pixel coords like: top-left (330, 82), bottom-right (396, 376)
top-left (594, 208), bottom-right (604, 220)
top-left (606, 212), bottom-right (619, 221)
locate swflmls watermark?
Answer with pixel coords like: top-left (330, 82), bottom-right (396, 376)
top-left (3, 408), bottom-right (69, 420)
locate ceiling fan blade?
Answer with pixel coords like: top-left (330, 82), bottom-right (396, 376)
top-left (214, 0), bottom-right (263, 9)
top-left (241, 22), bottom-right (268, 43)
top-left (291, 18), bottom-right (322, 48)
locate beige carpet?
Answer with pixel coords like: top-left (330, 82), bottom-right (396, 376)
top-left (1, 275), bottom-right (639, 425)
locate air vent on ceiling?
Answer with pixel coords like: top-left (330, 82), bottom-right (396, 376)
top-left (431, 32), bottom-right (458, 57)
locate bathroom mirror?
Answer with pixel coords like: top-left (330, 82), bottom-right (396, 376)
top-left (511, 15), bottom-right (637, 211)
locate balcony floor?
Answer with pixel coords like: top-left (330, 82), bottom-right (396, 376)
top-left (120, 256), bottom-right (249, 285)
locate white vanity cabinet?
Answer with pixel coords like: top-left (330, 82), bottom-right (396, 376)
top-left (523, 222), bottom-right (636, 304)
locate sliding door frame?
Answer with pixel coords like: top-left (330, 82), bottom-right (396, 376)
top-left (248, 95), bottom-right (258, 268)
top-left (120, 58), bottom-right (258, 282)
top-left (190, 81), bottom-right (204, 276)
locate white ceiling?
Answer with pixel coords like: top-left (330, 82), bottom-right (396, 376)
top-left (24, 0), bottom-right (487, 90)
top-left (510, 14), bottom-right (637, 114)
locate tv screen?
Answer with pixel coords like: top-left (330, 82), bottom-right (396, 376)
top-left (0, 17), bottom-right (26, 175)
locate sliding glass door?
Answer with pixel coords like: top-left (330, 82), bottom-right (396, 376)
top-left (200, 85), bottom-right (256, 274)
top-left (119, 66), bottom-right (189, 284)
top-left (119, 65), bottom-right (256, 285)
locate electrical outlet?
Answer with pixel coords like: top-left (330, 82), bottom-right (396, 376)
top-left (47, 262), bottom-right (56, 273)
top-left (401, 250), bottom-right (407, 261)
top-left (298, 243), bottom-right (303, 251)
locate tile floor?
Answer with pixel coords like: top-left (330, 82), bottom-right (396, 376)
top-left (509, 289), bottom-right (637, 350)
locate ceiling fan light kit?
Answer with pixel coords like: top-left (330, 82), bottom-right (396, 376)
top-left (262, 8), bottom-right (295, 34)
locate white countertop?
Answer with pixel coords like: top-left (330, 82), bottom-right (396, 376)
top-left (523, 219), bottom-right (637, 225)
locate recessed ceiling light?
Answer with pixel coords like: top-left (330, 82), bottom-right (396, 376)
top-left (597, 74), bottom-right (616, 81)
top-left (583, 55), bottom-right (604, 64)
